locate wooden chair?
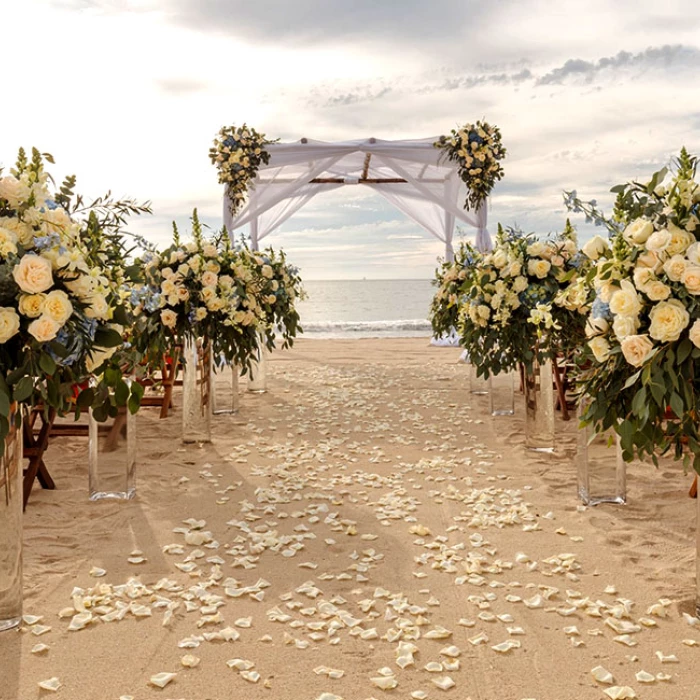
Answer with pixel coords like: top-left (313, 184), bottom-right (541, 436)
top-left (138, 347), bottom-right (181, 418)
top-left (22, 406), bottom-right (57, 510)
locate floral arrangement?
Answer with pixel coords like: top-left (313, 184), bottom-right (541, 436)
top-left (237, 245), bottom-right (304, 351)
top-left (569, 148), bottom-right (700, 469)
top-left (209, 124), bottom-right (273, 216)
top-left (458, 223), bottom-right (585, 377)
top-left (434, 121), bottom-right (506, 211)
top-left (0, 148), bottom-right (150, 444)
top-left (134, 211), bottom-right (270, 372)
top-left (429, 242), bottom-right (481, 340)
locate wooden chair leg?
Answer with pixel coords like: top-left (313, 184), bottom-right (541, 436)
top-left (690, 475), bottom-right (697, 499)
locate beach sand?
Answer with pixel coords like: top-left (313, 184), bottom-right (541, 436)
top-left (1, 337), bottom-right (698, 700)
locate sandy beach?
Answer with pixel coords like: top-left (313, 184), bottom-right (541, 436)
top-left (2, 337), bottom-right (698, 700)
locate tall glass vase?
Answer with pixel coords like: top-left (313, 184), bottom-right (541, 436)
top-left (211, 361), bottom-right (239, 416)
top-left (0, 408), bottom-right (23, 631)
top-left (489, 371), bottom-right (515, 416)
top-left (524, 359), bottom-right (555, 451)
top-left (576, 397), bottom-right (626, 506)
top-left (469, 364), bottom-right (489, 395)
top-left (247, 346), bottom-right (267, 394)
top-left (182, 337), bottom-right (212, 443)
top-left (696, 491), bottom-right (700, 617)
top-left (89, 398), bottom-right (136, 502)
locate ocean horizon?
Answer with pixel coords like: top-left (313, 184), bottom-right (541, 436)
top-left (296, 278), bottom-right (435, 338)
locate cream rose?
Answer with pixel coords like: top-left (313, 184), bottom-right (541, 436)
top-left (160, 309), bottom-right (178, 328)
top-left (200, 287), bottom-right (216, 303)
top-left (645, 228), bottom-right (672, 254)
top-left (666, 224), bottom-right (695, 256)
top-left (194, 307), bottom-right (208, 321)
top-left (512, 276), bottom-right (528, 293)
top-left (527, 241), bottom-right (546, 257)
top-left (201, 270), bottom-right (218, 288)
top-left (612, 315), bottom-right (639, 340)
top-left (85, 294), bottom-right (110, 320)
top-left (648, 299), bottom-right (690, 342)
top-left (28, 315), bottom-right (61, 343)
top-left (0, 226), bottom-right (18, 257)
top-left (204, 260), bottom-right (220, 274)
top-left (266, 294), bottom-right (277, 304)
top-left (202, 243), bottom-right (218, 258)
top-left (176, 286), bottom-right (190, 302)
top-left (609, 280), bottom-right (642, 316)
top-left (18, 293), bottom-right (46, 318)
top-left (43, 290), bottom-right (73, 324)
top-left (261, 265), bottom-right (274, 279)
top-left (663, 255), bottom-right (688, 282)
top-left (645, 280), bottom-right (671, 301)
top-left (682, 264), bottom-right (700, 294)
top-left (527, 258), bottom-right (551, 279)
top-left (686, 242), bottom-right (700, 265)
top-left (206, 297), bottom-right (225, 312)
top-left (0, 307), bottom-right (20, 344)
top-left (620, 334), bottom-right (655, 367)
top-left (623, 219), bottom-right (654, 244)
top-left (582, 235), bottom-right (609, 261)
top-left (636, 250), bottom-right (661, 271)
top-left (64, 274), bottom-right (97, 300)
top-left (507, 261), bottom-right (522, 277)
top-left (13, 254), bottom-right (54, 294)
top-left (689, 319), bottom-right (700, 349)
top-left (492, 249), bottom-right (508, 268)
top-left (632, 267), bottom-right (655, 291)
top-left (588, 336), bottom-right (612, 363)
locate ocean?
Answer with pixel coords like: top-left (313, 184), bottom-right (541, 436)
top-left (297, 279), bottom-right (434, 338)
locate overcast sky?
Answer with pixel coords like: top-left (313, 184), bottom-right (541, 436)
top-left (3, 0), bottom-right (700, 279)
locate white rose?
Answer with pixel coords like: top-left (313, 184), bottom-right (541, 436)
top-left (636, 249), bottom-right (662, 271)
top-left (682, 264), bottom-right (700, 294)
top-left (477, 304), bottom-right (490, 320)
top-left (204, 260), bottom-right (221, 274)
top-left (582, 235), bottom-right (609, 261)
top-left (512, 276), bottom-right (528, 293)
top-left (176, 286), bottom-right (190, 302)
top-left (527, 258), bottom-right (551, 279)
top-left (645, 228), bottom-right (672, 253)
top-left (206, 297), bottom-right (225, 312)
top-left (28, 315), bottom-right (61, 343)
top-left (585, 316), bottom-right (610, 337)
top-left (0, 307), bottom-right (20, 343)
top-left (43, 290), bottom-right (73, 324)
top-left (687, 242), bottom-right (700, 265)
top-left (632, 267), bottom-right (655, 291)
top-left (13, 254), bottom-right (54, 294)
top-left (609, 280), bottom-right (642, 316)
top-left (201, 287), bottom-right (216, 303)
top-left (492, 249), bottom-right (508, 268)
top-left (219, 274), bottom-right (234, 290)
top-left (588, 336), bottom-right (612, 363)
top-left (161, 279), bottom-right (176, 296)
top-left (18, 293), bottom-right (46, 318)
top-left (177, 263), bottom-right (190, 277)
top-left (527, 241), bottom-right (546, 257)
top-left (597, 281), bottom-right (615, 303)
top-left (85, 294), bottom-right (110, 320)
top-left (612, 315), bottom-right (639, 340)
top-left (623, 219), bottom-right (653, 244)
top-left (663, 255), bottom-right (688, 282)
top-left (620, 334), bottom-right (655, 367)
top-left (202, 243), bottom-right (218, 258)
top-left (64, 274), bottom-right (97, 300)
top-left (160, 309), bottom-right (178, 328)
top-left (689, 319), bottom-right (700, 349)
top-left (0, 226), bottom-right (18, 257)
top-left (648, 299), bottom-right (690, 342)
top-left (195, 307), bottom-right (208, 321)
top-left (508, 261), bottom-right (522, 277)
top-left (261, 265), bottom-right (274, 279)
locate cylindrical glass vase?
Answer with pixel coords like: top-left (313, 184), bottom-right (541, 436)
top-left (489, 371), bottom-right (515, 416)
top-left (0, 409), bottom-right (23, 631)
top-left (182, 337), bottom-right (212, 443)
top-left (211, 361), bottom-right (239, 415)
top-left (469, 363), bottom-right (489, 395)
top-left (576, 398), bottom-right (626, 506)
top-left (524, 359), bottom-right (555, 451)
top-left (696, 491), bottom-right (700, 617)
top-left (89, 400), bottom-right (136, 502)
top-left (247, 346), bottom-right (267, 394)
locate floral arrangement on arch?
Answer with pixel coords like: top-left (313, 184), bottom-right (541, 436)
top-left (209, 124), bottom-right (274, 216)
top-left (429, 241), bottom-right (482, 340)
top-left (434, 121), bottom-right (506, 211)
top-left (569, 148), bottom-right (700, 469)
top-left (458, 222), bottom-right (586, 378)
top-left (0, 148), bottom-right (150, 444)
top-left (134, 210), bottom-right (270, 372)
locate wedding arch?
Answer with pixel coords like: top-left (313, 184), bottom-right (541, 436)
top-left (221, 137), bottom-right (495, 260)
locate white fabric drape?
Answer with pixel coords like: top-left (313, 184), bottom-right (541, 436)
top-left (223, 137), bottom-right (493, 255)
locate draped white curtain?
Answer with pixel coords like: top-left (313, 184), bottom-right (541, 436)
top-left (223, 137), bottom-right (493, 255)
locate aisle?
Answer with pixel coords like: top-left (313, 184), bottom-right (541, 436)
top-left (2, 339), bottom-right (698, 700)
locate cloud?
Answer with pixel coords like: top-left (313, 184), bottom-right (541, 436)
top-left (536, 44), bottom-right (700, 85)
top-left (155, 78), bottom-right (209, 95)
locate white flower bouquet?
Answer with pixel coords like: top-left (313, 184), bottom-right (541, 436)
top-left (571, 149), bottom-right (700, 467)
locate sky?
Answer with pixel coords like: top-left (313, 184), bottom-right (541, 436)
top-left (3, 0), bottom-right (700, 279)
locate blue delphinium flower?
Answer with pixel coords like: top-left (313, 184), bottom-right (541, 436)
top-left (591, 297), bottom-right (611, 320)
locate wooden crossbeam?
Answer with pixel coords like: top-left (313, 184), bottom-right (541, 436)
top-left (309, 177), bottom-right (408, 184)
top-left (361, 153), bottom-right (372, 181)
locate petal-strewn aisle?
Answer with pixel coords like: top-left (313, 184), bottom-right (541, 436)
top-left (2, 338), bottom-right (698, 700)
